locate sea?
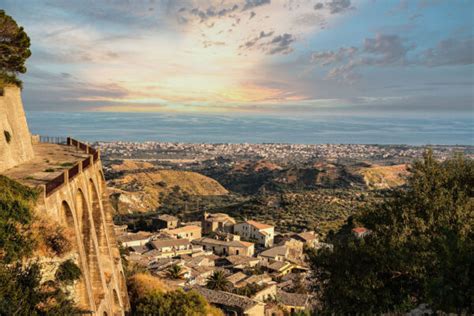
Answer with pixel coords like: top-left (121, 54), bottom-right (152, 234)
top-left (25, 111), bottom-right (473, 145)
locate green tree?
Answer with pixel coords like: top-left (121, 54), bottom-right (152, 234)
top-left (206, 271), bottom-right (231, 291)
top-left (167, 264), bottom-right (184, 280)
top-left (310, 151), bottom-right (474, 314)
top-left (0, 10), bottom-right (31, 87)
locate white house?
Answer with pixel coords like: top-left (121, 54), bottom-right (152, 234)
top-left (233, 220), bottom-right (274, 247)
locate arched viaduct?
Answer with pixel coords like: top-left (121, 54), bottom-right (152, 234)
top-left (35, 156), bottom-right (129, 315)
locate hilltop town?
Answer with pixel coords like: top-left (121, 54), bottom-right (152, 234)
top-left (116, 211), bottom-right (328, 314)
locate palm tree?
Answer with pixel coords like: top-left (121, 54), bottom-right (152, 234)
top-left (206, 270), bottom-right (230, 291)
top-left (167, 264), bottom-right (184, 280)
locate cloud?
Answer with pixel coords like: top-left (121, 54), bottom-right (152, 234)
top-left (313, 0), bottom-right (353, 14)
top-left (242, 0), bottom-right (271, 11)
top-left (421, 37), bottom-right (474, 67)
top-left (267, 33), bottom-right (295, 55)
top-left (189, 4), bottom-right (239, 22)
top-left (310, 33), bottom-right (416, 81)
top-left (362, 33), bottom-right (414, 65)
top-left (241, 30), bottom-right (274, 48)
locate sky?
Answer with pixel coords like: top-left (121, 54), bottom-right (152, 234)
top-left (1, 0), bottom-right (473, 117)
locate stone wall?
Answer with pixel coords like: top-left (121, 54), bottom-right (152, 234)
top-left (0, 86), bottom-right (34, 172)
top-left (34, 158), bottom-right (130, 315)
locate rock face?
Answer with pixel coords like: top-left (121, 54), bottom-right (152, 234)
top-left (0, 86), bottom-right (35, 172)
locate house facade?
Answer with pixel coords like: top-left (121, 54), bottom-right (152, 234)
top-left (234, 220), bottom-right (274, 247)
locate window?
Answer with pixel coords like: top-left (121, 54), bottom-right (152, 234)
top-left (236, 250), bottom-right (239, 255)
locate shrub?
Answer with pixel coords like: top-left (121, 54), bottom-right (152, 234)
top-left (55, 259), bottom-right (81, 284)
top-left (3, 130), bottom-right (11, 143)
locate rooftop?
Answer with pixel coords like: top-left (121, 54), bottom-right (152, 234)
top-left (259, 246), bottom-right (287, 258)
top-left (150, 238), bottom-right (190, 249)
top-left (193, 287), bottom-right (261, 311)
top-left (246, 220), bottom-right (273, 230)
top-left (157, 214), bottom-right (178, 222)
top-left (3, 143), bottom-right (89, 187)
top-left (277, 289), bottom-right (310, 307)
top-left (193, 237), bottom-right (254, 249)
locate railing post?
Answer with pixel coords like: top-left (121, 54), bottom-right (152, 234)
top-left (64, 169), bottom-right (69, 184)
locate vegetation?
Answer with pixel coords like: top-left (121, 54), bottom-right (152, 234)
top-left (55, 259), bottom-right (81, 284)
top-left (3, 130), bottom-right (11, 143)
top-left (232, 282), bottom-right (266, 297)
top-left (310, 152), bottom-right (473, 314)
top-left (0, 175), bottom-right (79, 314)
top-left (0, 10), bottom-right (31, 87)
top-left (206, 270), bottom-right (231, 291)
top-left (167, 264), bottom-right (184, 280)
top-left (128, 273), bottom-right (222, 316)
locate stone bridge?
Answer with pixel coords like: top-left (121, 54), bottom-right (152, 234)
top-left (34, 142), bottom-right (129, 315)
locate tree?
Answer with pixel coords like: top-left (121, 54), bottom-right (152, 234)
top-left (167, 264), bottom-right (184, 280)
top-left (0, 10), bottom-right (31, 87)
top-left (311, 151), bottom-right (473, 314)
top-left (206, 271), bottom-right (231, 291)
top-left (0, 176), bottom-right (80, 314)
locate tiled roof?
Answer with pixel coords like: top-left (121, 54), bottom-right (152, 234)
top-left (246, 220), bottom-right (273, 230)
top-left (225, 255), bottom-right (259, 266)
top-left (193, 238), bottom-right (253, 248)
top-left (267, 260), bottom-right (292, 272)
top-left (226, 272), bottom-right (248, 285)
top-left (193, 287), bottom-right (260, 311)
top-left (150, 238), bottom-right (190, 249)
top-left (277, 289), bottom-right (309, 307)
top-left (259, 246), bottom-right (287, 258)
top-left (296, 231), bottom-right (317, 241)
top-left (352, 227), bottom-right (369, 234)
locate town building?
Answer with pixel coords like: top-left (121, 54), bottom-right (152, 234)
top-left (153, 214), bottom-right (179, 230)
top-left (194, 287), bottom-right (265, 316)
top-left (193, 237), bottom-right (255, 257)
top-left (118, 231), bottom-right (153, 248)
top-left (234, 220), bottom-right (274, 247)
top-left (148, 238), bottom-right (194, 258)
top-left (165, 225), bottom-right (202, 241)
top-left (202, 212), bottom-right (236, 234)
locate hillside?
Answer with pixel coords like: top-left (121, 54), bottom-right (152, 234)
top-left (108, 164), bottom-right (228, 213)
top-left (359, 164), bottom-right (409, 189)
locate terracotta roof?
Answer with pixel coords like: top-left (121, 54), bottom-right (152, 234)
top-left (150, 238), bottom-right (190, 249)
top-left (267, 261), bottom-right (292, 272)
top-left (259, 246), bottom-right (287, 258)
top-left (246, 220), bottom-right (273, 230)
top-left (193, 287), bottom-right (261, 311)
top-left (193, 238), bottom-right (254, 248)
top-left (352, 227), bottom-right (369, 234)
top-left (277, 289), bottom-right (310, 307)
top-left (296, 231), bottom-right (317, 241)
top-left (226, 272), bottom-right (248, 285)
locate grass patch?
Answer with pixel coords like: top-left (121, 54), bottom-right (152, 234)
top-left (59, 162), bottom-right (74, 167)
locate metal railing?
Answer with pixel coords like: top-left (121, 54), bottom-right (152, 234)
top-left (42, 137), bottom-right (100, 196)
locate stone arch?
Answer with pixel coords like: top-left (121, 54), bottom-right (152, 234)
top-left (60, 201), bottom-right (91, 309)
top-left (89, 179), bottom-right (114, 283)
top-left (76, 188), bottom-right (104, 305)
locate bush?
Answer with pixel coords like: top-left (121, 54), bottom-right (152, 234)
top-left (55, 259), bottom-right (81, 284)
top-left (3, 130), bottom-right (11, 143)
